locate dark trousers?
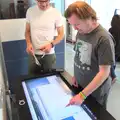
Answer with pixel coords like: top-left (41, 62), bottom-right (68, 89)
top-left (110, 53), bottom-right (120, 79)
top-left (110, 65), bottom-right (116, 79)
top-left (28, 54), bottom-right (56, 75)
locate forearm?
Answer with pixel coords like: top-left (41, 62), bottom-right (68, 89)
top-left (25, 32), bottom-right (32, 46)
top-left (52, 34), bottom-right (64, 45)
top-left (82, 69), bottom-right (110, 97)
top-left (52, 27), bottom-right (64, 45)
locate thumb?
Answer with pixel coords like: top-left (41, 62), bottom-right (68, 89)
top-left (74, 81), bottom-right (78, 87)
top-left (30, 47), bottom-right (34, 55)
top-left (74, 79), bottom-right (78, 87)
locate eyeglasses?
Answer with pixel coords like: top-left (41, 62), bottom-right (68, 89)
top-left (37, 0), bottom-right (49, 3)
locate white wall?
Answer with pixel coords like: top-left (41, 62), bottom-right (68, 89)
top-left (0, 19), bottom-right (26, 42)
top-left (91, 0), bottom-right (120, 30)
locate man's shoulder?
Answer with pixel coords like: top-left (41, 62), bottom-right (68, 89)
top-left (94, 25), bottom-right (112, 40)
top-left (27, 5), bottom-right (37, 13)
top-left (94, 26), bottom-right (114, 47)
top-left (50, 7), bottom-right (61, 15)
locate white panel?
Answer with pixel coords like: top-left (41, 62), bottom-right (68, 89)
top-left (91, 0), bottom-right (120, 30)
top-left (0, 19), bottom-right (26, 42)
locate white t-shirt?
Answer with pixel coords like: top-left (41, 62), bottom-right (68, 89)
top-left (26, 5), bottom-right (63, 55)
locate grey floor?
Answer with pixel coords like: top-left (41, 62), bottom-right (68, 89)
top-left (65, 43), bottom-right (120, 120)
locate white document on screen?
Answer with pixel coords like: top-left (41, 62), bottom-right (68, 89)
top-left (36, 84), bottom-right (92, 120)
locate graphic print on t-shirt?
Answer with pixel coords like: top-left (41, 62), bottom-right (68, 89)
top-left (75, 40), bottom-right (92, 67)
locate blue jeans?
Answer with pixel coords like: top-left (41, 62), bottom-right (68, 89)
top-left (110, 53), bottom-right (120, 79)
top-left (110, 64), bottom-right (116, 79)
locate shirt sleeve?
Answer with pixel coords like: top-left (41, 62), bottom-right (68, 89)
top-left (26, 9), bottom-right (30, 23)
top-left (97, 37), bottom-right (115, 65)
top-left (55, 11), bottom-right (63, 27)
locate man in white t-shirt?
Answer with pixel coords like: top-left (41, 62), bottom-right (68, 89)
top-left (25, 0), bottom-right (64, 75)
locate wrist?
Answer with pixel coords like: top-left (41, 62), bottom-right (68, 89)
top-left (79, 91), bottom-right (87, 100)
top-left (50, 42), bottom-right (54, 48)
top-left (27, 42), bottom-right (32, 46)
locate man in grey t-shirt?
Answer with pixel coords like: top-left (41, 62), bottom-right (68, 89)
top-left (65, 1), bottom-right (115, 109)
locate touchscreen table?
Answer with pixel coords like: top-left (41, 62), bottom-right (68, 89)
top-left (22, 75), bottom-right (97, 120)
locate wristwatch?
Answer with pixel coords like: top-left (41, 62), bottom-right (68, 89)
top-left (51, 42), bottom-right (54, 48)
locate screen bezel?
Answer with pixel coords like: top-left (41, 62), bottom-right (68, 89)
top-left (13, 71), bottom-right (115, 120)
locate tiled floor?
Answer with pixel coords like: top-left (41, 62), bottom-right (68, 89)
top-left (65, 43), bottom-right (120, 120)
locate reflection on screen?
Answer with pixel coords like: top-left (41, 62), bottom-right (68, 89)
top-left (22, 75), bottom-right (95, 120)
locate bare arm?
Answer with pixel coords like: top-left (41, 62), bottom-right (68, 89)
top-left (52, 25), bottom-right (64, 45)
top-left (25, 22), bottom-right (32, 46)
top-left (25, 22), bottom-right (34, 55)
top-left (82, 65), bottom-right (110, 97)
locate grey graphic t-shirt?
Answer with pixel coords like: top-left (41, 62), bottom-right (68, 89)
top-left (74, 25), bottom-right (115, 98)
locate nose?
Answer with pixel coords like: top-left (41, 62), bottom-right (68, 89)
top-left (42, 2), bottom-right (46, 6)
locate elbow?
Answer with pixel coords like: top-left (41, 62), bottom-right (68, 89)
top-left (99, 65), bottom-right (111, 80)
top-left (102, 68), bottom-right (110, 80)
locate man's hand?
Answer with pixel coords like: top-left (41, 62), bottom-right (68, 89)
top-left (66, 94), bottom-right (84, 106)
top-left (71, 76), bottom-right (78, 87)
top-left (40, 43), bottom-right (52, 53)
top-left (26, 43), bottom-right (34, 55)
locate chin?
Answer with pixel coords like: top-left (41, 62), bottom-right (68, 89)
top-left (40, 7), bottom-right (47, 10)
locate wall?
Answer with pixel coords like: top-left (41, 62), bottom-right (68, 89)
top-left (0, 19), bottom-right (26, 41)
top-left (91, 0), bottom-right (120, 30)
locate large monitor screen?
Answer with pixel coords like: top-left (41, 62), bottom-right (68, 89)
top-left (22, 75), bottom-right (97, 120)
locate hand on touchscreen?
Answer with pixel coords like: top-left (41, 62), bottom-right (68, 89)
top-left (66, 94), bottom-right (84, 106)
